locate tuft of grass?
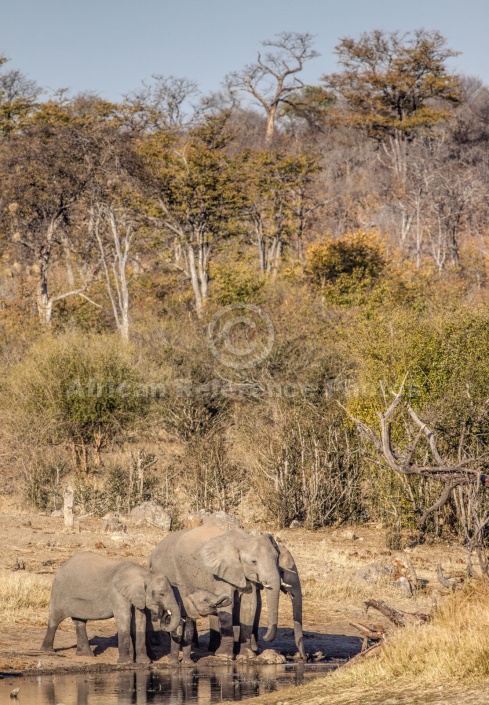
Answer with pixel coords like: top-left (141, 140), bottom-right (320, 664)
top-left (0, 572), bottom-right (51, 624)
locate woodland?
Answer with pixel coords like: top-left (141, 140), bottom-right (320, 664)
top-left (1, 29), bottom-right (489, 572)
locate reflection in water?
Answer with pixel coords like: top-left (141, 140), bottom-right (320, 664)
top-left (0, 663), bottom-right (328, 705)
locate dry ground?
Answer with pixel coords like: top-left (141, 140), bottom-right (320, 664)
top-left (0, 501), bottom-right (470, 684)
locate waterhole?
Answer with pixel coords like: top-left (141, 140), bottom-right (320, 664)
top-left (0, 663), bottom-right (333, 704)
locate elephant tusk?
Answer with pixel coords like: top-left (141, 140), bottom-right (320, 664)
top-left (262, 582), bottom-right (273, 590)
top-left (167, 610), bottom-right (172, 616)
top-left (281, 582), bottom-right (292, 589)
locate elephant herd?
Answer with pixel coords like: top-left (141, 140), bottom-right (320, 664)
top-left (40, 515), bottom-right (305, 664)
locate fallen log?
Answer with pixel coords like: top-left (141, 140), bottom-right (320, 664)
top-left (349, 620), bottom-right (386, 653)
top-left (349, 621), bottom-right (386, 641)
top-left (364, 599), bottom-right (430, 626)
top-left (437, 564), bottom-right (464, 591)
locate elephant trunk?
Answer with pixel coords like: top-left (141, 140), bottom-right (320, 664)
top-left (160, 590), bottom-right (181, 633)
top-left (262, 573), bottom-right (280, 643)
top-left (283, 567), bottom-right (305, 659)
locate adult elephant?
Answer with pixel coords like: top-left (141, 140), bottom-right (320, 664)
top-left (149, 524), bottom-right (281, 659)
top-left (41, 552), bottom-right (181, 663)
top-left (206, 535), bottom-right (306, 659)
top-left (255, 538), bottom-right (306, 659)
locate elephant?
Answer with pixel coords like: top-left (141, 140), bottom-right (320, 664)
top-left (41, 551), bottom-right (181, 663)
top-left (205, 534), bottom-right (306, 659)
top-left (255, 537), bottom-right (306, 659)
top-left (149, 523), bottom-right (281, 660)
top-left (167, 587), bottom-right (232, 664)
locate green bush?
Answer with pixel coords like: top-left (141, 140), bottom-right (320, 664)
top-left (2, 332), bottom-right (149, 467)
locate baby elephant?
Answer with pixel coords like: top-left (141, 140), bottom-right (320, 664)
top-left (169, 588), bottom-right (232, 664)
top-left (41, 552), bottom-right (181, 663)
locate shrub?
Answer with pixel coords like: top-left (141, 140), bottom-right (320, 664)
top-left (2, 332), bottom-right (149, 470)
top-left (306, 229), bottom-right (385, 288)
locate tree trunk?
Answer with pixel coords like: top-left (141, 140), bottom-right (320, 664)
top-left (187, 244), bottom-right (203, 318)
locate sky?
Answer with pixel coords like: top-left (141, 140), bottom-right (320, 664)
top-left (0, 0), bottom-right (488, 102)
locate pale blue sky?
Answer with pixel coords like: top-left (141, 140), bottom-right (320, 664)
top-left (1, 0), bottom-right (488, 101)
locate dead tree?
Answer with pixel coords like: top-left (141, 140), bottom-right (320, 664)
top-left (342, 375), bottom-right (489, 578)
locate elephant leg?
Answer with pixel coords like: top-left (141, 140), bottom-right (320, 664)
top-left (41, 610), bottom-right (64, 652)
top-left (238, 586), bottom-right (257, 659)
top-left (134, 607), bottom-right (151, 664)
top-left (192, 619), bottom-right (199, 649)
top-left (72, 618), bottom-right (93, 657)
top-left (208, 614), bottom-right (221, 653)
top-left (169, 627), bottom-right (181, 664)
top-left (215, 606), bottom-right (234, 659)
top-left (252, 588), bottom-right (262, 653)
top-left (181, 618), bottom-right (194, 665)
top-left (114, 603), bottom-right (133, 663)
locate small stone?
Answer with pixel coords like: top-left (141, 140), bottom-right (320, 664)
top-left (258, 649), bottom-right (286, 664)
top-left (341, 529), bottom-right (358, 541)
top-left (392, 576), bottom-right (413, 597)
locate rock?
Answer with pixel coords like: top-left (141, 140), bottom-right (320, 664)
top-left (354, 561), bottom-right (394, 583)
top-left (129, 501), bottom-right (171, 530)
top-left (258, 649), bottom-right (286, 664)
top-left (202, 512), bottom-right (241, 530)
top-left (104, 517), bottom-right (127, 533)
top-left (51, 510), bottom-right (63, 517)
top-left (341, 529), bottom-right (358, 541)
top-left (392, 576), bottom-right (413, 597)
top-left (289, 519), bottom-right (303, 528)
top-left (184, 510), bottom-right (209, 528)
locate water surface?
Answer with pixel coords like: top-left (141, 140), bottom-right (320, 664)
top-left (0, 663), bottom-right (332, 704)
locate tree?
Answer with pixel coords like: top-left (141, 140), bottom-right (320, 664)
top-left (0, 62), bottom-right (41, 138)
top-left (140, 115), bottom-right (245, 317)
top-left (242, 150), bottom-right (322, 275)
top-left (227, 32), bottom-right (319, 145)
top-left (123, 74), bottom-right (201, 133)
top-left (0, 100), bottom-right (109, 326)
top-left (322, 30), bottom-right (461, 178)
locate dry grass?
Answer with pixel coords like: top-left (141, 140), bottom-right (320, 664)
top-left (0, 572), bottom-right (51, 624)
top-left (330, 581), bottom-right (489, 686)
top-left (250, 582), bottom-right (489, 705)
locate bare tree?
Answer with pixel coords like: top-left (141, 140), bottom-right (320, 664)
top-left (124, 74), bottom-right (201, 133)
top-left (343, 376), bottom-right (489, 577)
top-left (93, 204), bottom-right (135, 341)
top-left (227, 32), bottom-right (319, 145)
top-left (0, 59), bottom-right (41, 138)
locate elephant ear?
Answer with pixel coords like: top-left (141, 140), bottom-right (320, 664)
top-left (199, 534), bottom-right (247, 588)
top-left (113, 564), bottom-right (147, 610)
top-left (277, 543), bottom-right (297, 572)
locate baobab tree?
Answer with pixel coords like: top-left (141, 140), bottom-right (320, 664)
top-left (227, 32), bottom-right (319, 145)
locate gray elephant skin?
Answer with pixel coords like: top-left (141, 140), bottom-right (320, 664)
top-left (206, 535), bottom-right (306, 659)
top-left (149, 524), bottom-right (281, 659)
top-left (41, 551), bottom-right (181, 663)
top-left (257, 538), bottom-right (306, 659)
top-left (168, 587), bottom-right (232, 663)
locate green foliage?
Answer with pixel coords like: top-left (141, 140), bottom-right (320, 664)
top-left (306, 230), bottom-right (385, 291)
top-left (3, 332), bottom-right (148, 451)
top-left (323, 29), bottom-right (461, 139)
top-left (210, 262), bottom-right (265, 305)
